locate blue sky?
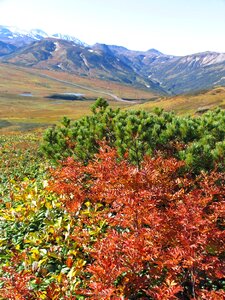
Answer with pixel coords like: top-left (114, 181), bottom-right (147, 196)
top-left (0, 0), bottom-right (225, 55)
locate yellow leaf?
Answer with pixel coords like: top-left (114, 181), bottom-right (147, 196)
top-left (67, 266), bottom-right (75, 280)
top-left (57, 273), bottom-right (62, 283)
top-left (34, 291), bottom-right (47, 300)
top-left (85, 201), bottom-right (91, 208)
top-left (68, 250), bottom-right (77, 256)
top-left (38, 257), bottom-right (48, 267)
top-left (45, 202), bottom-right (52, 209)
top-left (48, 252), bottom-right (59, 259)
top-left (166, 279), bottom-right (177, 287)
top-left (31, 248), bottom-right (40, 260)
top-left (15, 244), bottom-right (20, 250)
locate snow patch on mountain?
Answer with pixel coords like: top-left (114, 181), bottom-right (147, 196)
top-left (54, 42), bottom-right (60, 52)
top-left (0, 26), bottom-right (48, 39)
top-left (201, 53), bottom-right (225, 65)
top-left (0, 25), bottom-right (88, 46)
top-left (180, 52), bottom-right (225, 67)
top-left (29, 29), bottom-right (49, 39)
top-left (0, 25), bottom-right (29, 36)
top-left (52, 33), bottom-right (87, 46)
top-left (80, 53), bottom-right (89, 68)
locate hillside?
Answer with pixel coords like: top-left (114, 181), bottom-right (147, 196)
top-left (1, 61), bottom-right (225, 133)
top-left (0, 63), bottom-right (157, 132)
top-left (1, 25), bottom-right (225, 95)
top-left (1, 39), bottom-right (165, 94)
top-left (133, 87), bottom-right (225, 115)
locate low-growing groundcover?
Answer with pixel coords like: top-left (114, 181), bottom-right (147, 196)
top-left (0, 100), bottom-right (224, 299)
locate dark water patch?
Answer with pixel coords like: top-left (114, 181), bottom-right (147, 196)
top-left (0, 120), bottom-right (12, 128)
top-left (46, 93), bottom-right (85, 100)
top-left (17, 123), bottom-right (50, 132)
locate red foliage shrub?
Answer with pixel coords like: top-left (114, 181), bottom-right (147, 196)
top-left (0, 266), bottom-right (36, 300)
top-left (50, 146), bottom-right (225, 299)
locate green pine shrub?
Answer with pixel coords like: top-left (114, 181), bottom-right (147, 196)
top-left (41, 98), bottom-right (225, 172)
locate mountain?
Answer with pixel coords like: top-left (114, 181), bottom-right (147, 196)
top-left (141, 51), bottom-right (225, 94)
top-left (28, 29), bottom-right (49, 39)
top-left (0, 25), bottom-right (87, 47)
top-left (52, 33), bottom-right (86, 46)
top-left (0, 40), bottom-right (17, 56)
top-left (106, 46), bottom-right (225, 94)
top-left (0, 25), bottom-right (41, 47)
top-left (1, 25), bottom-right (225, 95)
top-left (1, 38), bottom-right (165, 93)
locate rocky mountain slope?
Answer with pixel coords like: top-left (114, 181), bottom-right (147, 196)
top-left (0, 40), bottom-right (17, 56)
top-left (1, 25), bottom-right (225, 95)
top-left (1, 37), bottom-right (165, 94)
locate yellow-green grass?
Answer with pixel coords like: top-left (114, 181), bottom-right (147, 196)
top-left (31, 68), bottom-right (158, 100)
top-left (132, 87), bottom-right (225, 115)
top-left (0, 63), bottom-right (157, 132)
top-left (0, 63), bottom-right (157, 100)
top-left (0, 94), bottom-right (132, 133)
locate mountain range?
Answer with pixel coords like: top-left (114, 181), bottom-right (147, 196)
top-left (1, 25), bottom-right (225, 95)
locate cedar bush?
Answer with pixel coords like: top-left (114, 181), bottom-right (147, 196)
top-left (41, 99), bottom-right (225, 172)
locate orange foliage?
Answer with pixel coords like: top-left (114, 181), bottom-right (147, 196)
top-left (50, 146), bottom-right (225, 299)
top-left (0, 266), bottom-right (36, 300)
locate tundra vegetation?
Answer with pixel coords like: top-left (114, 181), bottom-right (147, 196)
top-left (0, 98), bottom-right (224, 299)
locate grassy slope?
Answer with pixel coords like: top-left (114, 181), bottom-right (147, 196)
top-left (0, 63), bottom-right (158, 132)
top-left (1, 62), bottom-right (225, 133)
top-left (132, 87), bottom-right (225, 115)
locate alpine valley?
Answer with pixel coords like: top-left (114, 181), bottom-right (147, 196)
top-left (1, 25), bottom-right (225, 95)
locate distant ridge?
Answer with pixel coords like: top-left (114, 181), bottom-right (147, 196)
top-left (0, 25), bottom-right (87, 47)
top-left (1, 25), bottom-right (225, 95)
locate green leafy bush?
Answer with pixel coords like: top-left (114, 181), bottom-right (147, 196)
top-left (41, 98), bottom-right (225, 172)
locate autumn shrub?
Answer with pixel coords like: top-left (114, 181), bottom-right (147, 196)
top-left (0, 145), bottom-right (224, 299)
top-left (48, 146), bottom-right (225, 299)
top-left (1, 102), bottom-right (225, 299)
top-left (0, 133), bottom-right (45, 202)
top-left (0, 173), bottom-right (85, 299)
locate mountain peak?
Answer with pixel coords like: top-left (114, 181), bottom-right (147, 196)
top-left (92, 43), bottom-right (114, 55)
top-left (146, 48), bottom-right (163, 55)
top-left (52, 33), bottom-right (87, 46)
top-left (0, 25), bottom-right (87, 47)
top-left (29, 29), bottom-right (49, 39)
